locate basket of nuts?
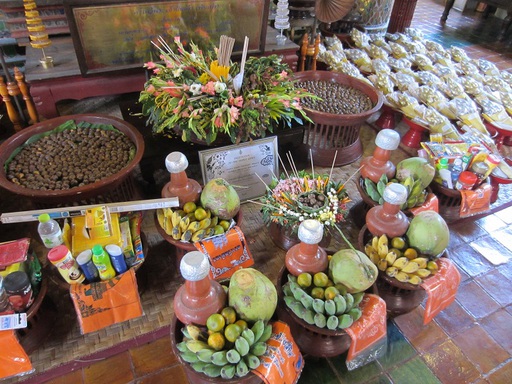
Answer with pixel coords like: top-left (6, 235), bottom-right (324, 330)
top-left (0, 114), bottom-right (144, 208)
top-left (293, 70), bottom-right (383, 167)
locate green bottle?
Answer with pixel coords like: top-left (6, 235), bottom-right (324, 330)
top-left (91, 245), bottom-right (116, 281)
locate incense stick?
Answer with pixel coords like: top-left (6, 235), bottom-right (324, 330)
top-left (310, 149), bottom-right (314, 179)
top-left (278, 154), bottom-right (291, 180)
top-left (328, 150), bottom-right (338, 181)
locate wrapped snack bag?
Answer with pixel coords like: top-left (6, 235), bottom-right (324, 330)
top-left (449, 46), bottom-right (470, 62)
top-left (388, 57), bottom-right (412, 71)
top-left (331, 61), bottom-right (366, 80)
top-left (317, 50), bottom-right (346, 68)
top-left (324, 36), bottom-right (345, 54)
top-left (368, 72), bottom-right (395, 94)
top-left (448, 98), bottom-right (489, 134)
top-left (350, 28), bottom-right (371, 49)
top-left (370, 36), bottom-right (392, 53)
top-left (345, 49), bottom-right (373, 72)
top-left (422, 107), bottom-right (462, 140)
top-left (476, 59), bottom-right (500, 76)
top-left (460, 76), bottom-right (485, 96)
top-left (500, 71), bottom-right (512, 87)
top-left (480, 98), bottom-right (512, 127)
top-left (499, 91), bottom-right (512, 115)
top-left (483, 75), bottom-right (511, 93)
top-left (416, 71), bottom-right (442, 87)
top-left (371, 58), bottom-right (391, 74)
top-left (418, 86), bottom-right (457, 119)
top-left (389, 41), bottom-right (409, 59)
top-left (404, 28), bottom-right (424, 41)
top-left (432, 64), bottom-right (458, 80)
top-left (397, 91), bottom-right (425, 118)
top-left (438, 77), bottom-right (467, 99)
top-left (411, 54), bottom-right (434, 71)
top-left (425, 40), bottom-right (446, 54)
top-left (402, 40), bottom-right (427, 55)
top-left (459, 60), bottom-right (484, 82)
top-left (391, 72), bottom-right (419, 92)
top-left (367, 44), bottom-right (389, 61)
top-left (428, 52), bottom-right (455, 67)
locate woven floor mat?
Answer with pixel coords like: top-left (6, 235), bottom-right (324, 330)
top-left (5, 122), bottom-right (512, 383)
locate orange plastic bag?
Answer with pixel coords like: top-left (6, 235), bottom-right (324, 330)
top-left (345, 294), bottom-right (387, 362)
top-left (0, 330), bottom-right (33, 379)
top-left (421, 258), bottom-right (461, 324)
top-left (194, 226), bottom-right (254, 280)
top-left (459, 183), bottom-right (492, 218)
top-left (252, 321), bottom-right (304, 384)
top-left (69, 268), bottom-right (143, 334)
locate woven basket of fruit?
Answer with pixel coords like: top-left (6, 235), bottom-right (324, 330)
top-left (293, 70), bottom-right (383, 167)
top-left (0, 114), bottom-right (144, 208)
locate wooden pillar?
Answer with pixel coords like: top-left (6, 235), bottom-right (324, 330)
top-left (14, 67), bottom-right (39, 124)
top-left (0, 76), bottom-right (23, 131)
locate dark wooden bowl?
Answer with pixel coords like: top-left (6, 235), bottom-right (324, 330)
top-left (170, 315), bottom-right (262, 384)
top-left (275, 266), bottom-right (351, 358)
top-left (0, 114), bottom-right (144, 207)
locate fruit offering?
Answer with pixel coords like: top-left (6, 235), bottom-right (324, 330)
top-left (157, 201), bottom-right (232, 243)
top-left (177, 306), bottom-right (273, 379)
top-left (364, 234), bottom-right (439, 285)
top-left (282, 272), bottom-right (365, 330)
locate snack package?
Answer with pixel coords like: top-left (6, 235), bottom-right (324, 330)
top-left (350, 28), bottom-right (371, 49)
top-left (411, 54), bottom-right (434, 71)
top-left (404, 27), bottom-right (424, 41)
top-left (422, 107), bottom-right (462, 140)
top-left (415, 71), bottom-right (442, 87)
top-left (389, 41), bottom-right (409, 59)
top-left (449, 46), bottom-right (470, 63)
top-left (371, 58), bottom-right (392, 74)
top-left (367, 45), bottom-right (389, 61)
top-left (368, 72), bottom-right (395, 94)
top-left (459, 60), bottom-right (484, 82)
top-left (448, 98), bottom-right (489, 134)
top-left (345, 49), bottom-right (373, 72)
top-left (391, 72), bottom-right (419, 92)
top-left (418, 86), bottom-right (457, 120)
top-left (331, 61), bottom-right (365, 80)
top-left (476, 59), bottom-right (500, 76)
top-left (432, 64), bottom-right (458, 80)
top-left (370, 36), bottom-right (392, 54)
top-left (387, 57), bottom-right (412, 71)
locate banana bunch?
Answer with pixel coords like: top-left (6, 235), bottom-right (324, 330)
top-left (364, 234), bottom-right (439, 285)
top-left (177, 320), bottom-right (272, 379)
top-left (363, 174), bottom-right (428, 209)
top-left (157, 203), bottom-right (230, 243)
top-left (283, 275), bottom-right (364, 330)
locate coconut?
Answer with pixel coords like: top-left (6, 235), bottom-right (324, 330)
top-left (228, 268), bottom-right (277, 322)
top-left (395, 157), bottom-right (435, 189)
top-left (200, 178), bottom-right (240, 220)
top-left (406, 211), bottom-right (449, 258)
top-left (329, 249), bottom-right (378, 293)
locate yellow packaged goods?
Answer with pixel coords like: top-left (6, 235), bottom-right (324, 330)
top-left (85, 206), bottom-right (112, 239)
top-left (119, 220), bottom-right (136, 267)
top-left (72, 213), bottom-right (122, 256)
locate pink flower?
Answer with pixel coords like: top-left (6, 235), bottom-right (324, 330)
top-left (233, 96), bottom-right (244, 107)
top-left (278, 70), bottom-right (288, 80)
top-left (229, 106), bottom-right (240, 121)
top-left (145, 61), bottom-right (157, 69)
top-left (202, 82), bottom-right (216, 95)
top-left (282, 99), bottom-right (290, 108)
top-left (146, 85), bottom-right (156, 94)
top-left (214, 116), bottom-right (223, 127)
top-left (181, 110), bottom-right (190, 118)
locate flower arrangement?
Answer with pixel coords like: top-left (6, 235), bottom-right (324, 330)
top-left (139, 36), bottom-right (313, 145)
top-left (258, 170), bottom-right (350, 233)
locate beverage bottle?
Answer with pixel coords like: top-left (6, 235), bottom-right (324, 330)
top-left (285, 219), bottom-right (328, 276)
top-left (105, 244), bottom-right (128, 274)
top-left (91, 245), bottom-right (116, 281)
top-left (38, 213), bottom-right (63, 249)
top-left (173, 251), bottom-right (226, 326)
top-left (161, 152), bottom-right (202, 207)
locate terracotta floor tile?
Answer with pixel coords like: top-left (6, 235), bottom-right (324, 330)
top-left (135, 364), bottom-right (189, 384)
top-left (486, 359), bottom-right (512, 384)
top-left (422, 340), bottom-right (481, 384)
top-left (377, 321), bottom-right (417, 370)
top-left (498, 261), bottom-right (512, 280)
top-left (298, 357), bottom-right (341, 384)
top-left (475, 269), bottom-right (512, 307)
top-left (456, 280), bottom-right (501, 320)
top-left (474, 214), bottom-right (508, 233)
top-left (433, 300), bottom-right (475, 337)
top-left (452, 324), bottom-right (510, 374)
top-left (83, 352), bottom-right (134, 384)
top-left (42, 369), bottom-right (84, 384)
top-left (130, 337), bottom-right (178, 376)
top-left (449, 243), bottom-right (494, 278)
top-left (490, 226), bottom-right (512, 254)
top-left (506, 304), bottom-right (512, 316)
top-left (388, 356), bottom-right (441, 384)
top-left (329, 353), bottom-right (382, 384)
top-left (392, 306), bottom-right (448, 353)
top-left (480, 309), bottom-right (512, 354)
top-left (469, 236), bottom-right (512, 266)
top-left (493, 206), bottom-right (512, 224)
top-left (450, 221), bottom-right (488, 243)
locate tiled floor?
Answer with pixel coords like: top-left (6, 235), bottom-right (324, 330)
top-left (6, 0), bottom-right (512, 383)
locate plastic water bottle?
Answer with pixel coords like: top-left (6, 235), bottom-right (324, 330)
top-left (91, 245), bottom-right (116, 281)
top-left (38, 214), bottom-right (63, 249)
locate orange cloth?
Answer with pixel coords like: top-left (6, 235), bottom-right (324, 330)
top-left (459, 183), bottom-right (492, 218)
top-left (0, 330), bottom-right (33, 379)
top-left (252, 321), bottom-right (304, 384)
top-left (194, 226), bottom-right (254, 280)
top-left (345, 294), bottom-right (387, 361)
top-left (421, 258), bottom-right (461, 324)
top-left (69, 268), bottom-right (143, 334)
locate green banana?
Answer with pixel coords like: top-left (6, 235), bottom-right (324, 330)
top-left (236, 359), bottom-right (249, 378)
top-left (197, 348), bottom-right (215, 363)
top-left (221, 364), bottom-right (236, 379)
top-left (282, 282), bottom-right (293, 297)
top-left (251, 341), bottom-right (267, 356)
top-left (287, 274), bottom-right (297, 283)
top-left (241, 328), bottom-right (255, 346)
top-left (338, 313), bottom-right (354, 329)
top-left (180, 351), bottom-right (200, 363)
top-left (203, 363), bottom-right (223, 378)
top-left (251, 320), bottom-right (265, 342)
top-left (257, 324), bottom-right (273, 343)
top-left (327, 315), bottom-right (339, 330)
top-left (186, 339), bottom-right (210, 353)
top-left (211, 350), bottom-right (229, 366)
top-left (314, 312), bottom-right (327, 328)
top-left (352, 292), bottom-right (365, 307)
top-left (226, 349), bottom-right (241, 364)
top-left (348, 307), bottom-right (362, 322)
top-left (334, 294), bottom-right (347, 315)
top-left (344, 293), bottom-right (354, 311)
top-left (245, 353), bottom-right (261, 370)
top-left (312, 298), bottom-right (325, 314)
top-left (176, 341), bottom-right (189, 353)
top-left (235, 336), bottom-right (250, 357)
top-left (190, 361), bottom-right (208, 373)
top-left (324, 299), bottom-right (336, 316)
top-left (302, 308), bottom-right (316, 325)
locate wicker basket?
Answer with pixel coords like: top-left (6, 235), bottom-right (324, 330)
top-left (0, 114), bottom-right (144, 209)
top-left (294, 71), bottom-right (383, 167)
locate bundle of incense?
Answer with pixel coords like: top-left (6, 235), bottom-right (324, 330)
top-left (218, 35), bottom-right (235, 67)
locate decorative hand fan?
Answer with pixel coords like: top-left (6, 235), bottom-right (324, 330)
top-left (315, 0), bottom-right (355, 24)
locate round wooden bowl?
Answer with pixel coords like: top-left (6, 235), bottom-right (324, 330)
top-left (170, 315), bottom-right (262, 384)
top-left (0, 114), bottom-right (144, 207)
top-left (275, 266), bottom-right (351, 358)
